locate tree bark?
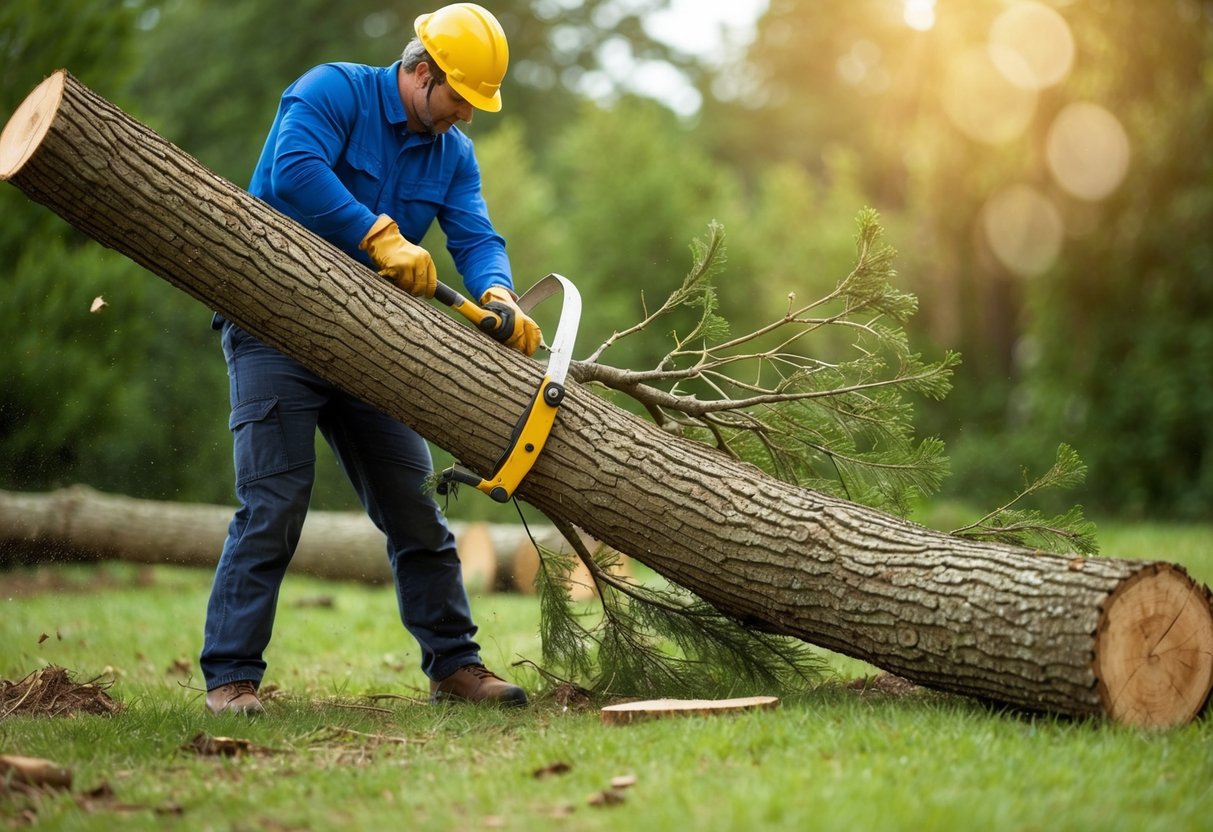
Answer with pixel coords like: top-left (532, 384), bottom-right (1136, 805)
top-left (3, 70), bottom-right (1211, 727)
top-left (0, 485), bottom-right (578, 594)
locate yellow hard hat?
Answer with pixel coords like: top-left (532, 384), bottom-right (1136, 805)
top-left (415, 3), bottom-right (509, 112)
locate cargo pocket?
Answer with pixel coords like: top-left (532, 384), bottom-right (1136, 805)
top-left (229, 396), bottom-right (290, 486)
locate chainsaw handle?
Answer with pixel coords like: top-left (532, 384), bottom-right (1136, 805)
top-left (432, 281), bottom-right (510, 342)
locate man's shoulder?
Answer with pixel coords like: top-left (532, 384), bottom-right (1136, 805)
top-left (291, 62), bottom-right (385, 97)
top-left (314, 62), bottom-right (380, 80)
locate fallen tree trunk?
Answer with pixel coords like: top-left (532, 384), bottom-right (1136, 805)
top-left (0, 485), bottom-right (609, 596)
top-left (3, 70), bottom-right (1211, 727)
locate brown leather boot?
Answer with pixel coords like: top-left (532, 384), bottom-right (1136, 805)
top-left (205, 680), bottom-right (265, 716)
top-left (431, 664), bottom-right (527, 707)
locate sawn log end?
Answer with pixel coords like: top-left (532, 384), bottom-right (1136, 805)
top-left (1093, 563), bottom-right (1213, 728)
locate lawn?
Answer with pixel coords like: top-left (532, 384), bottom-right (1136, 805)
top-left (1, 518), bottom-right (1210, 830)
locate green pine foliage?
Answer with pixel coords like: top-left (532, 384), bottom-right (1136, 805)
top-left (579, 209), bottom-right (959, 517)
top-left (949, 444), bottom-right (1099, 555)
top-left (538, 211), bottom-right (1098, 698)
top-left (534, 521), bottom-right (824, 699)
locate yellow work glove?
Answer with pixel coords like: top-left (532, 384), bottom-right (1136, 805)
top-left (359, 215), bottom-right (437, 298)
top-left (481, 286), bottom-right (542, 357)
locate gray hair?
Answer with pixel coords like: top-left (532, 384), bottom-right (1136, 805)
top-left (401, 37), bottom-right (447, 86)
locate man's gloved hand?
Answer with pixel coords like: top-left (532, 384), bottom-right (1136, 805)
top-left (481, 286), bottom-right (542, 356)
top-left (359, 215), bottom-right (437, 298)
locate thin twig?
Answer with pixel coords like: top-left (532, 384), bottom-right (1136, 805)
top-left (310, 699), bottom-right (395, 714)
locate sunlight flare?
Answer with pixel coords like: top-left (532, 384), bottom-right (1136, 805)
top-left (903, 0), bottom-right (937, 31)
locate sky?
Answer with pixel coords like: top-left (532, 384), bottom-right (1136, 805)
top-left (609, 0), bottom-right (770, 115)
top-left (643, 0), bottom-right (770, 58)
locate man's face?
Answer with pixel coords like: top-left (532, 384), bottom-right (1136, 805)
top-left (407, 62), bottom-right (474, 134)
top-left (426, 81), bottom-right (474, 132)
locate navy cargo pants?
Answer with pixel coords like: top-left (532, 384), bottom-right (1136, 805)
top-left (200, 321), bottom-right (481, 690)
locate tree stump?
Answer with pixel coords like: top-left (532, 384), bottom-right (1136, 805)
top-left (3, 70), bottom-right (1211, 726)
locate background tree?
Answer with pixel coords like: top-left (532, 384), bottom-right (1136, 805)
top-left (1010, 4), bottom-right (1213, 518)
top-left (2, 0), bottom-right (1211, 523)
top-left (0, 1), bottom-right (233, 502)
top-left (702, 0), bottom-right (1213, 518)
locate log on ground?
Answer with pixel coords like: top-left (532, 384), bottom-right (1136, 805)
top-left (0, 485), bottom-right (593, 593)
top-left (3, 71), bottom-right (1211, 727)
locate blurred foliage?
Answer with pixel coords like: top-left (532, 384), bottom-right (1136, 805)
top-left (0, 1), bottom-right (144, 253)
top-left (1, 0), bottom-right (1210, 522)
top-left (548, 96), bottom-right (738, 374)
top-left (0, 0), bottom-right (233, 503)
top-left (0, 238), bottom-right (231, 500)
top-left (706, 0), bottom-right (1213, 520)
top-left (1012, 4), bottom-right (1213, 519)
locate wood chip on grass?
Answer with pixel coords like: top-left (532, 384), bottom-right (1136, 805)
top-left (601, 695), bottom-right (779, 725)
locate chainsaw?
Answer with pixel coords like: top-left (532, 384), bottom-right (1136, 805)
top-left (431, 273), bottom-right (580, 502)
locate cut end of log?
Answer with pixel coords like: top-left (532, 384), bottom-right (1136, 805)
top-left (601, 695), bottom-right (780, 726)
top-left (454, 521), bottom-right (498, 594)
top-left (1094, 563), bottom-right (1213, 728)
top-left (0, 70), bottom-right (66, 180)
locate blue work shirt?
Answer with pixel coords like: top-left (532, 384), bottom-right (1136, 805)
top-left (248, 61), bottom-right (512, 301)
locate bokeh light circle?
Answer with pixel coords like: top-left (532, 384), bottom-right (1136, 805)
top-left (989, 2), bottom-right (1075, 90)
top-left (1047, 102), bottom-right (1132, 201)
top-left (981, 184), bottom-right (1065, 277)
top-left (943, 48), bottom-right (1037, 144)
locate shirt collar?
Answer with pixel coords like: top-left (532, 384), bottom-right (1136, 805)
top-left (384, 61), bottom-right (441, 144)
top-left (382, 61), bottom-right (408, 127)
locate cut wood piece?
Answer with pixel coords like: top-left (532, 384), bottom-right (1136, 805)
top-left (601, 695), bottom-right (780, 725)
top-left (508, 528), bottom-right (632, 600)
top-left (509, 529), bottom-right (597, 599)
top-left (508, 534), bottom-right (542, 594)
top-left (1094, 563), bottom-right (1213, 728)
top-left (453, 522), bottom-right (497, 593)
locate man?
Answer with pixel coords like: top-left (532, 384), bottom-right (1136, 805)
top-left (201, 3), bottom-right (539, 715)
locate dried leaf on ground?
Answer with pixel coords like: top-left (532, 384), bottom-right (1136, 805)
top-left (182, 732), bottom-right (279, 757)
top-left (0, 755), bottom-right (72, 789)
top-left (587, 788), bottom-right (626, 807)
top-left (532, 761), bottom-right (572, 779)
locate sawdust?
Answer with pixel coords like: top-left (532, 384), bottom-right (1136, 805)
top-left (0, 665), bottom-right (123, 719)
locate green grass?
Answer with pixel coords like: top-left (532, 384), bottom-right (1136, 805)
top-left (2, 517), bottom-right (1211, 831)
